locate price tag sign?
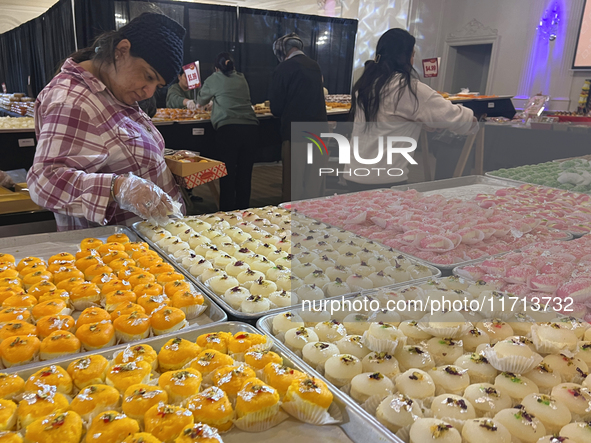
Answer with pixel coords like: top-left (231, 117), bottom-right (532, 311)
top-left (422, 58), bottom-right (439, 78)
top-left (183, 61), bottom-right (201, 90)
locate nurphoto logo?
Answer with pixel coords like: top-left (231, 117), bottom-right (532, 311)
top-left (304, 131), bottom-right (418, 177)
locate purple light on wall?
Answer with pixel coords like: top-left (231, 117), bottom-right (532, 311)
top-left (538, 1), bottom-right (560, 41)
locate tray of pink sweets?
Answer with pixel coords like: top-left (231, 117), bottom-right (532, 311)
top-left (289, 184), bottom-right (572, 273)
top-left (472, 183), bottom-right (591, 237)
top-left (453, 235), bottom-right (591, 321)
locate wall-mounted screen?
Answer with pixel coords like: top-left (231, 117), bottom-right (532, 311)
top-left (573, 0), bottom-right (591, 69)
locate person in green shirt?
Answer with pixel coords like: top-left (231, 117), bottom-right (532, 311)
top-left (196, 52), bottom-right (259, 211)
top-left (166, 69), bottom-right (196, 109)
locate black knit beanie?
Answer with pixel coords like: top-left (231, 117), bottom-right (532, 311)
top-left (119, 13), bottom-right (185, 85)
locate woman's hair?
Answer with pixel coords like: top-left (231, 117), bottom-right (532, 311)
top-left (214, 52), bottom-right (235, 76)
top-left (68, 30), bottom-right (138, 74)
top-left (351, 28), bottom-right (418, 123)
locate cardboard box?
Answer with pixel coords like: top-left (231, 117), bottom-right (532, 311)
top-left (0, 187), bottom-right (42, 215)
top-left (165, 154), bottom-right (227, 189)
top-left (14, 182), bottom-right (29, 192)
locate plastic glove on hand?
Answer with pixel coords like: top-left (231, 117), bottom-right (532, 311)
top-left (186, 100), bottom-right (197, 111)
top-left (115, 173), bottom-right (181, 226)
top-left (0, 171), bottom-right (15, 189)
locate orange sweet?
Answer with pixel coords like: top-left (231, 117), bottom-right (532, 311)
top-left (97, 243), bottom-right (125, 256)
top-left (133, 283), bottom-right (163, 297)
top-left (164, 280), bottom-right (191, 297)
top-left (80, 238), bottom-right (103, 250)
top-left (76, 307), bottom-right (111, 328)
top-left (28, 281), bottom-right (57, 299)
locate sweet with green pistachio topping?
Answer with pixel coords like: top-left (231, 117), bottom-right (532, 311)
top-left (478, 419), bottom-right (498, 431)
top-left (409, 371), bottom-right (423, 381)
top-left (431, 423), bottom-right (453, 438)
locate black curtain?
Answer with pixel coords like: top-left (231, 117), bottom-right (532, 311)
top-left (238, 7), bottom-right (357, 103)
top-left (185, 4), bottom-right (236, 85)
top-left (0, 0), bottom-right (75, 96)
top-left (74, 0), bottom-right (116, 50)
top-left (0, 0), bottom-right (356, 103)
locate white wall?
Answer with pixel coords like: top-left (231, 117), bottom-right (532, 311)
top-left (412, 0), bottom-right (587, 111)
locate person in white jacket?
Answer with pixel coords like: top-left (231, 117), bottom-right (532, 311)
top-left (346, 28), bottom-right (475, 190)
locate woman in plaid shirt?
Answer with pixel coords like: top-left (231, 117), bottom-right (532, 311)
top-left (27, 13), bottom-right (185, 231)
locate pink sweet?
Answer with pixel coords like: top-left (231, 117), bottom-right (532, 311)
top-left (446, 232), bottom-right (462, 247)
top-left (528, 274), bottom-right (564, 293)
top-left (555, 278), bottom-right (591, 302)
top-left (457, 228), bottom-right (485, 245)
top-left (503, 284), bottom-right (531, 296)
top-left (399, 230), bottom-right (427, 246)
top-left (473, 224), bottom-right (497, 239)
top-left (539, 262), bottom-right (575, 278)
top-left (455, 265), bottom-right (485, 280)
top-left (417, 235), bottom-right (455, 253)
top-left (480, 259), bottom-right (508, 276)
top-left (504, 265), bottom-right (537, 284)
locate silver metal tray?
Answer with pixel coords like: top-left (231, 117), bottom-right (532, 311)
top-left (390, 175), bottom-right (524, 199)
top-left (257, 306), bottom-right (407, 443)
top-left (0, 226), bottom-right (226, 365)
top-left (282, 177), bottom-right (571, 273)
top-left (278, 188), bottom-right (393, 210)
top-left (132, 221), bottom-right (441, 322)
top-left (7, 321), bottom-right (400, 443)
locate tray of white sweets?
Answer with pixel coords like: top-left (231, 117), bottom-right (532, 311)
top-left (0, 321), bottom-right (399, 443)
top-left (257, 276), bottom-right (591, 443)
top-left (132, 206), bottom-right (440, 322)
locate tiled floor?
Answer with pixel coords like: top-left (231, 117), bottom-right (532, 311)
top-left (186, 151), bottom-right (437, 215)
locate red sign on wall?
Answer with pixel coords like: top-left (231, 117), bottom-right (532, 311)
top-left (183, 61), bottom-right (201, 90)
top-left (422, 58), bottom-right (439, 78)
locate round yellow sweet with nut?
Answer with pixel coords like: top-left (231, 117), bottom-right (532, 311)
top-left (0, 398), bottom-right (17, 431)
top-left (175, 423), bottom-right (223, 443)
top-left (24, 411), bottom-right (83, 443)
top-left (67, 354), bottom-right (110, 389)
top-left (106, 361), bottom-right (151, 393)
top-left (69, 385), bottom-right (120, 419)
top-left (236, 378), bottom-right (280, 416)
top-left (144, 403), bottom-right (194, 443)
top-left (195, 332), bottom-right (231, 354)
top-left (158, 369), bottom-right (202, 404)
top-left (244, 349), bottom-right (283, 370)
top-left (190, 349), bottom-right (234, 376)
top-left (113, 344), bottom-right (158, 371)
top-left (85, 410), bottom-right (139, 443)
top-left (157, 337), bottom-right (201, 372)
top-left (185, 386), bottom-right (234, 432)
top-left (17, 391), bottom-right (69, 428)
top-left (285, 375), bottom-right (333, 410)
top-left (211, 364), bottom-right (256, 397)
top-left (121, 384), bottom-right (168, 422)
top-left (25, 365), bottom-right (73, 395)
top-left (227, 331), bottom-right (267, 354)
top-left (36, 315), bottom-right (75, 341)
top-left (122, 433), bottom-right (161, 443)
top-left (262, 363), bottom-right (306, 397)
top-left (0, 374), bottom-right (23, 400)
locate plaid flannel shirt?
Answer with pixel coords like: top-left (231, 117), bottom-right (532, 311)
top-left (27, 58), bottom-right (183, 231)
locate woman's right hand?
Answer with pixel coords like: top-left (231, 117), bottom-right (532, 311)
top-left (114, 173), bottom-right (178, 226)
top-left (186, 100), bottom-right (197, 111)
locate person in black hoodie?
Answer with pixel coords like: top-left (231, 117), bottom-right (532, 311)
top-left (269, 33), bottom-right (328, 202)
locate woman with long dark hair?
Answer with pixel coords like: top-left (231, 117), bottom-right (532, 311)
top-left (346, 28), bottom-right (475, 191)
top-left (196, 52), bottom-right (259, 211)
